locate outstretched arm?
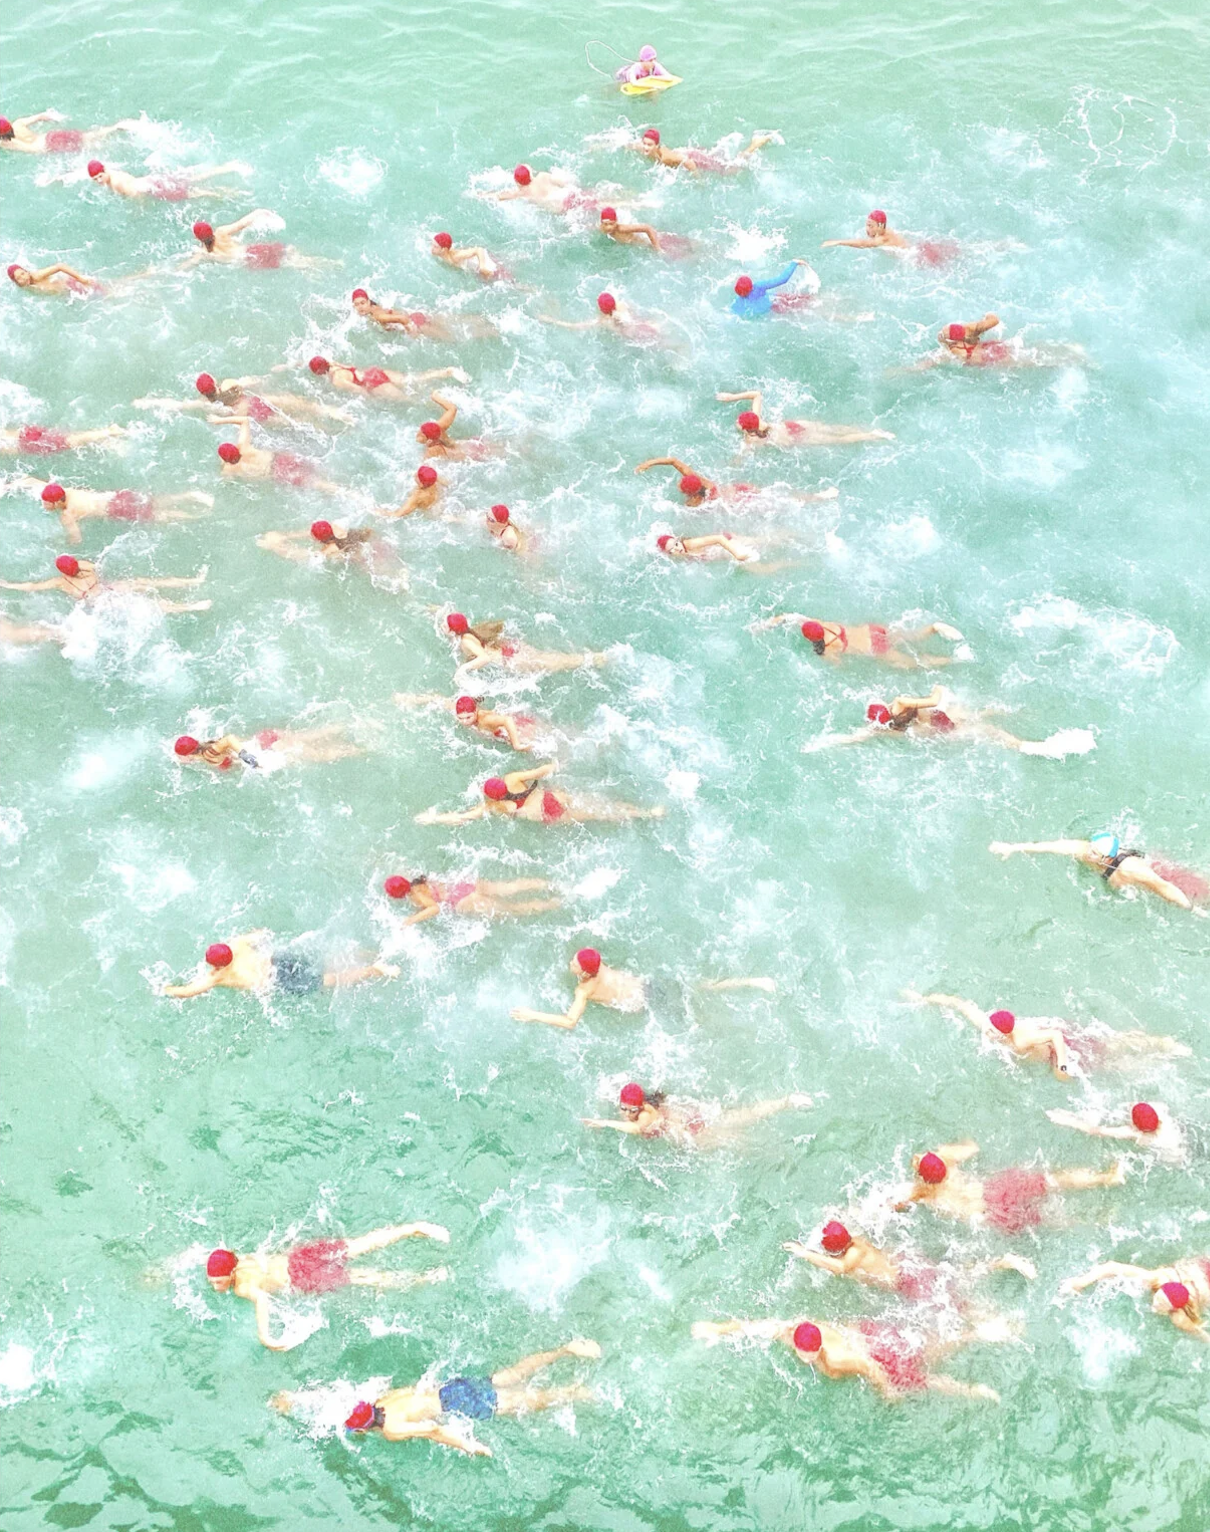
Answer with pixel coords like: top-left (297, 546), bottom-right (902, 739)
top-left (382, 486), bottom-right (429, 518)
top-left (908, 991), bottom-right (992, 1034)
top-left (161, 970), bottom-right (221, 999)
top-left (620, 221), bottom-right (661, 249)
top-left (937, 1141), bottom-right (980, 1163)
top-left (582, 1117), bottom-right (643, 1133)
top-left (506, 763), bottom-right (556, 788)
top-left (0, 578), bottom-right (63, 591)
top-left (1060, 1262), bottom-right (1157, 1294)
top-left (782, 1242), bottom-right (851, 1275)
top-left (512, 981), bottom-right (592, 1030)
top-left (635, 456), bottom-right (695, 476)
top-left (415, 803), bottom-right (488, 826)
top-left (383, 1420), bottom-right (493, 1454)
top-left (821, 237), bottom-right (879, 248)
top-left (254, 1292), bottom-right (292, 1352)
top-left (537, 315), bottom-right (599, 330)
top-left (216, 210), bottom-right (275, 239)
top-left (717, 390), bottom-right (761, 405)
top-left (430, 392), bottom-right (458, 431)
top-left (973, 313), bottom-right (1000, 336)
top-left (1046, 1110), bottom-right (1136, 1140)
top-left (753, 262), bottom-right (799, 296)
top-left (989, 839), bottom-right (1088, 858)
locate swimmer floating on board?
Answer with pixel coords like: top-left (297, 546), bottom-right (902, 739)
top-left (584, 1081), bottom-right (812, 1146)
top-left (0, 554), bottom-right (209, 614)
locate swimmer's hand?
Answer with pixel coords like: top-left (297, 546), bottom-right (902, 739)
top-left (407, 1222), bottom-right (450, 1243)
top-left (268, 1391), bottom-right (296, 1415)
top-left (564, 1337), bottom-right (602, 1359)
top-left (414, 808), bottom-right (440, 825)
top-left (899, 988), bottom-right (925, 1003)
top-left (781, 1240), bottom-right (813, 1260)
top-left (988, 842), bottom-right (1015, 858)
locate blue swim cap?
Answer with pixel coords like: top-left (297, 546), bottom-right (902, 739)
top-left (1089, 831), bottom-right (1119, 860)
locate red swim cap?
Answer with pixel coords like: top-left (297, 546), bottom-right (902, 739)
top-left (420, 421), bottom-right (443, 440)
top-left (600, 207), bottom-right (618, 222)
top-left (513, 164), bottom-right (532, 186)
top-left (989, 1009), bottom-right (1015, 1035)
top-left (801, 620), bottom-right (825, 642)
top-left (41, 483), bottom-right (66, 504)
top-left (1131, 1102), bottom-right (1160, 1133)
top-left (947, 323), bottom-right (967, 341)
top-left (679, 474), bottom-right (704, 496)
top-left (206, 1248), bottom-right (238, 1277)
top-left (454, 695), bottom-right (477, 714)
top-left (217, 443), bottom-right (240, 464)
top-left (174, 735), bottom-right (199, 756)
top-left (597, 292), bottom-right (616, 315)
top-left (656, 534), bottom-right (673, 551)
top-left (734, 276), bottom-right (754, 297)
top-left (345, 1401), bottom-right (375, 1431)
top-left (308, 356), bottom-right (330, 374)
top-left (0, 119), bottom-right (12, 137)
top-left (575, 947), bottom-right (602, 976)
top-left (195, 373), bottom-right (218, 397)
top-left (483, 777), bottom-right (509, 800)
top-left (930, 710), bottom-right (955, 732)
top-left (1159, 1281), bottom-right (1190, 1311)
top-left (416, 465), bottom-right (438, 487)
top-left (446, 612), bottom-right (469, 634)
top-left (866, 702), bottom-right (891, 724)
top-left (87, 159), bottom-right (104, 178)
top-left (310, 520), bottom-right (335, 542)
top-left (821, 1220), bottom-right (852, 1254)
top-left (642, 128), bottom-right (660, 145)
top-left (433, 233), bottom-right (453, 249)
top-left (737, 411), bottom-right (761, 433)
top-left (384, 875), bottom-right (411, 899)
top-left (7, 264), bottom-right (23, 281)
top-left (490, 503), bottom-right (510, 523)
top-left (918, 1151), bottom-right (948, 1184)
top-left (792, 1322), bottom-right (822, 1354)
top-left (56, 555), bottom-right (80, 577)
top-left (620, 1082), bottom-right (645, 1107)
top-left (192, 221), bottom-right (214, 243)
top-left (205, 942), bottom-right (234, 968)
top-left (351, 288), bottom-right (369, 301)
top-left (869, 210), bottom-right (887, 225)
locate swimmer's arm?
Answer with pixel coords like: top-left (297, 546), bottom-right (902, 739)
top-left (254, 1292), bottom-right (292, 1352)
top-left (255, 532), bottom-right (311, 562)
top-left (622, 222), bottom-right (661, 249)
top-left (893, 687), bottom-right (944, 710)
top-left (582, 1117), bottom-right (643, 1133)
top-left (393, 692), bottom-right (449, 708)
top-left (60, 509), bottom-right (83, 545)
top-left (235, 417), bottom-right (253, 452)
top-left (988, 839), bottom-right (1089, 858)
top-left (809, 726), bottom-right (879, 749)
top-left (1060, 1262), bottom-right (1156, 1294)
top-left (415, 803), bottom-right (488, 825)
top-left (1126, 864), bottom-right (1192, 908)
top-left (388, 1421), bottom-right (493, 1455)
top-left (1169, 1312), bottom-right (1210, 1342)
top-left (430, 393), bottom-right (458, 430)
top-left (512, 982), bottom-right (592, 1030)
top-left (506, 763), bottom-right (556, 787)
top-left (748, 612), bottom-right (803, 631)
top-left (16, 112), bottom-right (60, 128)
top-left (972, 313), bottom-right (1000, 336)
top-left (781, 1243), bottom-right (848, 1274)
top-left (381, 487), bottom-right (428, 518)
top-left (537, 315), bottom-right (599, 329)
top-left (635, 457), bottom-right (695, 476)
top-left (0, 578), bottom-right (63, 590)
top-left (400, 902), bottom-right (442, 927)
top-left (217, 210), bottom-right (275, 239)
top-left (937, 1140), bottom-right (979, 1163)
top-left (891, 1183), bottom-right (927, 1210)
top-left (821, 238), bottom-right (879, 248)
top-left (488, 187), bottom-right (526, 201)
top-left (161, 971), bottom-right (221, 998)
top-left (132, 398), bottom-right (206, 411)
top-left (754, 263), bottom-right (799, 295)
top-left (39, 263), bottom-right (92, 283)
top-left (1045, 1112), bottom-right (1134, 1140)
top-left (692, 1318), bottom-right (792, 1344)
top-left (912, 992), bottom-right (991, 1033)
top-left (491, 715), bottom-right (525, 749)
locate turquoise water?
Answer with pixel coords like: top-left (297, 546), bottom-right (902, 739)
top-left (3, 1), bottom-right (1210, 1527)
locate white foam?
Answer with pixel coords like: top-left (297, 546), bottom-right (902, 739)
top-left (1067, 1315), bottom-right (1139, 1385)
top-left (664, 769), bottom-right (700, 799)
top-left (721, 223), bottom-right (787, 263)
top-left (316, 150), bottom-right (386, 197)
top-left (493, 1208), bottom-right (611, 1312)
top-left (0, 1343), bottom-right (40, 1400)
top-left (1008, 596), bottom-right (1178, 675)
top-left (569, 867), bottom-right (623, 900)
top-left (1019, 728), bottom-right (1096, 759)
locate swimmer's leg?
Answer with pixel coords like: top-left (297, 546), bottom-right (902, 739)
top-left (496, 1383), bottom-right (596, 1417)
top-left (492, 1340), bottom-right (599, 1389)
top-left (715, 1095), bottom-right (813, 1131)
top-left (346, 1265), bottom-right (449, 1289)
top-left (1047, 1162), bottom-right (1126, 1191)
top-left (478, 879), bottom-right (550, 896)
top-left (153, 598), bottom-right (212, 613)
top-left (345, 1222), bottom-right (450, 1257)
top-left (1101, 1030), bottom-right (1191, 1059)
top-left (925, 1375), bottom-right (1000, 1403)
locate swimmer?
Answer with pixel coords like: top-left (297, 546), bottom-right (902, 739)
top-left (257, 521), bottom-right (404, 587)
top-left (393, 692), bottom-right (543, 751)
top-left (216, 420), bottom-right (342, 492)
top-left (893, 1142), bottom-right (1125, 1234)
top-left (173, 724), bottom-right (365, 773)
top-left (86, 159), bottom-right (248, 201)
top-left (821, 209), bottom-right (910, 251)
top-left (444, 611), bottom-right (607, 679)
top-left (10, 477), bottom-right (213, 544)
top-left (1060, 1257), bottom-right (1210, 1342)
top-left (184, 213), bottom-right (334, 269)
top-left (384, 873), bottom-right (558, 922)
top-left (1, 554), bottom-right (209, 613)
top-left (488, 164), bottom-right (589, 214)
top-left (0, 110), bottom-right (138, 155)
top-left (0, 424), bottom-right (127, 455)
top-left (134, 375), bottom-right (351, 427)
top-left (691, 1316), bottom-right (1004, 1403)
top-left (350, 289), bottom-right (476, 340)
top-left (510, 947), bottom-right (647, 1029)
top-left (415, 392), bottom-right (493, 460)
top-left (655, 532), bottom-right (759, 564)
top-left (626, 127), bottom-right (776, 173)
top-left (817, 687), bottom-right (1095, 755)
top-left (486, 503), bottom-right (528, 552)
top-left (418, 767), bottom-right (664, 829)
top-left (752, 612), bottom-right (963, 668)
top-left (988, 833), bottom-right (1205, 911)
top-left (307, 354), bottom-right (468, 404)
top-left (920, 316), bottom-right (1087, 369)
top-left (6, 261), bottom-right (105, 296)
top-left (615, 45), bottom-right (673, 85)
top-left (902, 990), bottom-right (1191, 1081)
top-left (717, 391), bottom-right (894, 448)
top-left (729, 260), bottom-right (820, 318)
top-left (539, 291), bottom-right (667, 346)
top-left (273, 1338), bottom-right (603, 1455)
top-left (160, 930), bottom-right (399, 999)
top-left (598, 207), bottom-right (669, 253)
top-left (635, 456), bottom-right (840, 508)
top-left (203, 1223), bottom-right (450, 1351)
top-left (783, 1221), bottom-right (1035, 1299)
top-left (379, 465), bottom-right (443, 519)
top-left (430, 233), bottom-right (510, 281)
top-left (584, 1081), bottom-right (813, 1145)
top-left (1046, 1102), bottom-right (1185, 1163)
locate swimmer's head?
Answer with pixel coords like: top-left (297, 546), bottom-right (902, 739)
top-left (205, 943), bottom-right (234, 969)
top-left (87, 159), bottom-right (105, 179)
top-left (483, 776), bottom-right (509, 801)
top-left (308, 356), bottom-right (330, 375)
top-left (345, 1402), bottom-right (377, 1432)
top-left (642, 128), bottom-right (660, 145)
top-left (866, 702), bottom-right (891, 724)
top-left (513, 164), bottom-right (532, 186)
top-left (657, 534), bottom-right (684, 554)
top-left (217, 443), bottom-right (240, 464)
top-left (1154, 1281), bottom-right (1191, 1315)
top-left (8, 264), bottom-right (31, 286)
top-left (384, 875), bottom-right (411, 899)
top-left (413, 465), bottom-right (437, 489)
top-left (454, 695), bottom-right (478, 718)
top-left (620, 1082), bottom-right (646, 1110)
top-left (868, 209), bottom-right (887, 229)
top-left (192, 221), bottom-right (215, 247)
top-left (56, 555), bottom-right (81, 578)
top-left (916, 1151), bottom-right (948, 1184)
top-left (930, 710), bottom-right (955, 732)
top-left (0, 119), bottom-right (12, 140)
top-left (574, 947), bottom-right (602, 978)
top-left (351, 290), bottom-right (372, 311)
top-left (597, 291), bottom-right (617, 316)
top-left (432, 232), bottom-right (453, 250)
top-left (310, 520), bottom-right (335, 543)
top-left (489, 503), bottom-right (510, 524)
top-left (174, 735), bottom-right (200, 756)
top-left (946, 323), bottom-right (968, 342)
top-left (446, 612), bottom-right (469, 635)
top-left (989, 1009), bottom-right (1015, 1035)
top-left (600, 207), bottom-right (618, 225)
top-left (737, 410), bottom-right (762, 434)
top-left (679, 474), bottom-right (705, 500)
top-left (420, 421), bottom-right (443, 441)
top-left (195, 373), bottom-right (218, 398)
top-left (800, 621), bottom-right (826, 652)
top-left (734, 275), bottom-right (754, 298)
top-left (41, 483), bottom-right (67, 507)
top-left (1131, 1102), bottom-right (1160, 1133)
top-left (206, 1248), bottom-right (238, 1288)
top-left (820, 1220), bottom-right (852, 1254)
top-left (639, 45), bottom-right (657, 61)
top-left (792, 1322), bottom-right (822, 1357)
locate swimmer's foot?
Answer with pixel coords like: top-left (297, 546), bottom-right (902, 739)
top-left (788, 1093), bottom-right (814, 1109)
top-left (992, 1254), bottom-right (1037, 1281)
top-left (812, 486), bottom-right (840, 500)
top-left (1106, 1159), bottom-right (1127, 1187)
top-left (185, 491), bottom-right (215, 507)
top-left (933, 622), bottom-right (963, 641)
top-left (899, 988), bottom-right (924, 1003)
top-left (564, 1338), bottom-right (601, 1359)
top-left (421, 1265), bottom-right (450, 1285)
top-left (408, 1222), bottom-right (450, 1243)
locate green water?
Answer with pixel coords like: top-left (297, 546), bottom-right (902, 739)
top-left (3, 1), bottom-right (1209, 1527)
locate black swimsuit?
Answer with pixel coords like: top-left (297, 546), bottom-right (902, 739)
top-left (1100, 849), bottom-right (1143, 881)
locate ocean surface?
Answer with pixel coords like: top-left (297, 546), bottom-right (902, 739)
top-left (3, 1), bottom-right (1209, 1528)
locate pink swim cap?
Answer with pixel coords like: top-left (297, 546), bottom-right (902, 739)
top-left (420, 421), bottom-right (443, 440)
top-left (7, 264), bottom-right (23, 281)
top-left (734, 276), bottom-right (754, 297)
top-left (454, 695), bottom-right (477, 714)
top-left (600, 207), bottom-right (618, 223)
top-left (490, 503), bottom-right (510, 523)
top-left (87, 159), bottom-right (104, 178)
top-left (801, 620), bottom-right (825, 642)
top-left (792, 1322), bottom-right (822, 1355)
top-left (207, 1248), bottom-right (238, 1277)
top-left (56, 555), bottom-right (80, 577)
top-left (1131, 1102), bottom-right (1160, 1133)
top-left (384, 875), bottom-right (411, 899)
top-left (416, 465), bottom-right (438, 487)
top-left (869, 210), bottom-right (887, 225)
top-left (345, 1401), bottom-right (375, 1431)
top-left (513, 164), bottom-right (532, 186)
top-left (195, 373), bottom-right (218, 397)
top-left (575, 947), bottom-right (602, 976)
top-left (1159, 1281), bottom-right (1190, 1311)
top-left (310, 520), bottom-right (335, 542)
top-left (351, 288), bottom-right (369, 301)
top-left (737, 411), bottom-right (761, 433)
top-left (308, 356), bottom-right (330, 374)
top-left (205, 942), bottom-right (234, 968)
top-left (639, 45), bottom-right (657, 61)
top-left (192, 221), bottom-right (214, 243)
top-left (483, 777), bottom-right (509, 800)
top-left (680, 474), bottom-right (704, 496)
top-left (620, 1082), bottom-right (645, 1107)
top-left (174, 735), bottom-right (199, 756)
top-left (930, 710), bottom-right (955, 732)
top-left (947, 323), bottom-right (967, 341)
top-left (41, 483), bottom-right (66, 504)
top-left (866, 702), bottom-right (891, 724)
top-left (918, 1152), bottom-right (948, 1184)
top-left (642, 128), bottom-right (660, 145)
top-left (217, 443), bottom-right (240, 464)
top-left (989, 1009), bottom-right (1015, 1035)
top-left (597, 292), bottom-right (616, 315)
top-left (433, 233), bottom-right (453, 250)
top-left (821, 1220), bottom-right (852, 1254)
top-left (656, 534), bottom-right (673, 551)
top-left (446, 612), bottom-right (469, 634)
